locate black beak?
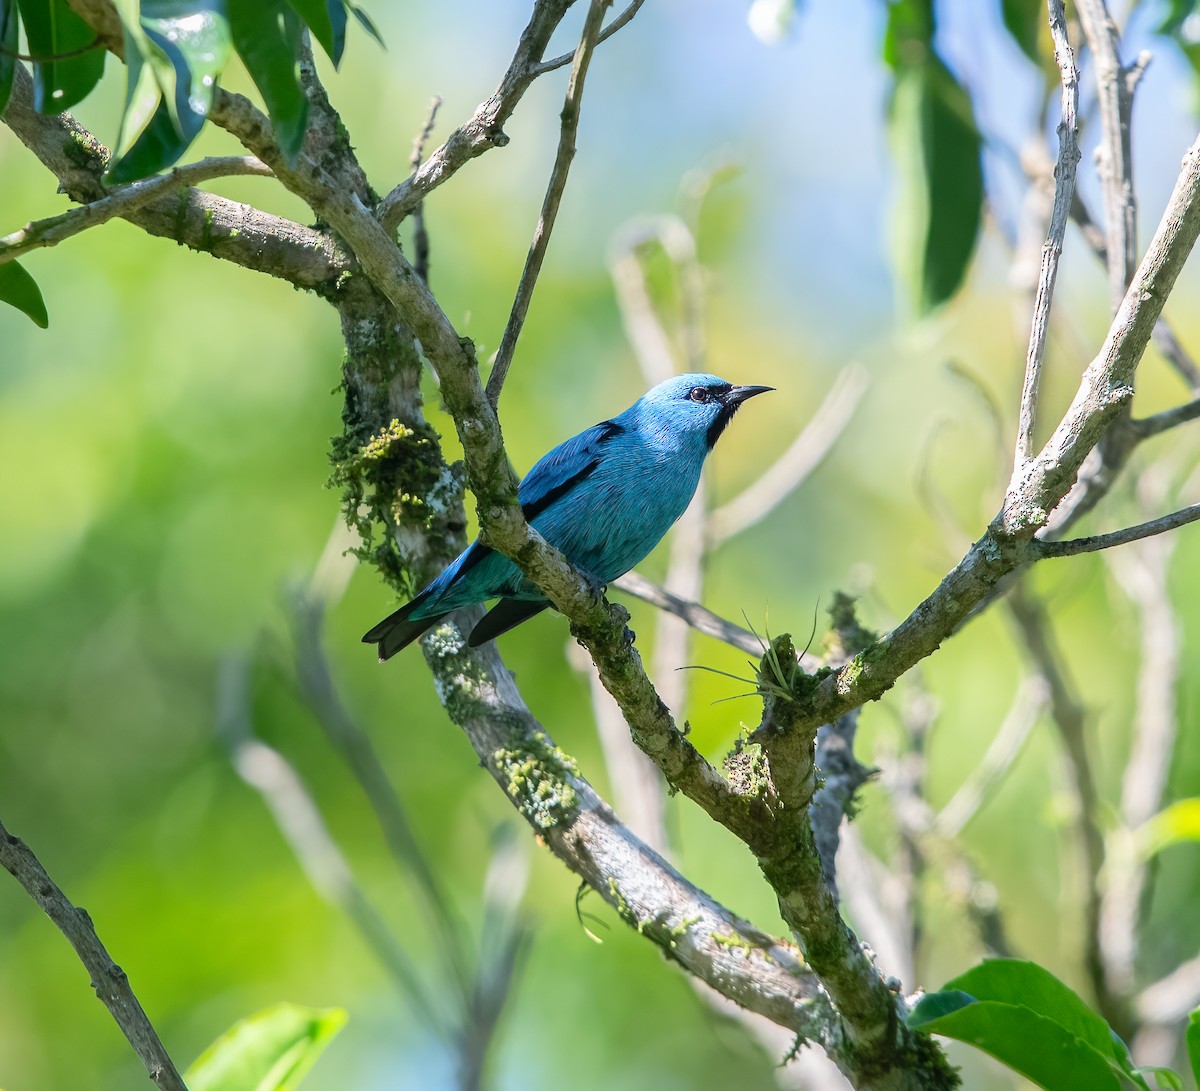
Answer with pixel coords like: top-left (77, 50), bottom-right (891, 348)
top-left (724, 384), bottom-right (774, 405)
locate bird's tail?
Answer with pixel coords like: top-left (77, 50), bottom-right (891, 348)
top-left (362, 593), bottom-right (450, 661)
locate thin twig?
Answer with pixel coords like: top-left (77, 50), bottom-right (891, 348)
top-left (707, 366), bottom-right (868, 547)
top-left (215, 654), bottom-right (446, 1035)
top-left (0, 819), bottom-right (188, 1091)
top-left (568, 640), bottom-right (670, 854)
top-left (1007, 587), bottom-right (1119, 1028)
top-left (531, 0), bottom-right (646, 75)
top-left (936, 676), bottom-right (1048, 837)
top-left (375, 1), bottom-right (585, 233)
top-left (1070, 189), bottom-right (1200, 391)
top-left (0, 155), bottom-right (272, 266)
top-left (486, 0), bottom-right (612, 406)
top-left (607, 214), bottom-right (701, 383)
top-left (612, 571), bottom-right (764, 655)
top-left (289, 590), bottom-right (475, 1002)
top-left (1098, 477), bottom-right (1182, 999)
top-left (1136, 951), bottom-right (1200, 1024)
top-left (1131, 396), bottom-right (1200, 438)
top-left (1037, 504), bottom-right (1200, 557)
top-left (1012, 0), bottom-right (1079, 469)
top-left (456, 832), bottom-right (533, 1091)
top-left (409, 96), bottom-right (442, 285)
top-left (1076, 0), bottom-right (1139, 312)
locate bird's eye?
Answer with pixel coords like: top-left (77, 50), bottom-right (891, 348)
top-left (689, 386), bottom-right (710, 404)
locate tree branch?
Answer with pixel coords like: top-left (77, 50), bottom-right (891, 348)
top-left (1099, 485), bottom-right (1181, 1002)
top-left (531, 0), bottom-right (646, 75)
top-left (0, 818), bottom-right (187, 1091)
top-left (1012, 0), bottom-right (1079, 469)
top-left (786, 129), bottom-right (1200, 735)
top-left (707, 365), bottom-right (867, 547)
top-left (419, 613), bottom-right (844, 1050)
top-left (1037, 504), bottom-right (1200, 557)
top-left (215, 654), bottom-right (446, 1033)
top-left (0, 155), bottom-right (272, 265)
top-left (486, 0), bottom-right (612, 406)
top-left (2, 68), bottom-right (347, 294)
top-left (375, 0), bottom-right (579, 233)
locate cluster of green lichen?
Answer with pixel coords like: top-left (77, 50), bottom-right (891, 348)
top-left (493, 732), bottom-right (580, 830)
top-left (329, 411), bottom-right (444, 596)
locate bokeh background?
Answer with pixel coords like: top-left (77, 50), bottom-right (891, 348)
top-left (3, 1), bottom-right (1200, 1088)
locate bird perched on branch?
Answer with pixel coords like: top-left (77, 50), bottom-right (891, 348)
top-left (363, 373), bottom-right (772, 660)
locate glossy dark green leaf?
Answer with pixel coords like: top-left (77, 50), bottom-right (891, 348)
top-left (1001, 0), bottom-right (1043, 64)
top-left (228, 0), bottom-right (307, 160)
top-left (139, 0), bottom-right (231, 132)
top-left (284, 0), bottom-right (340, 63)
top-left (0, 0), bottom-right (18, 115)
top-left (909, 997), bottom-right (1125, 1090)
top-left (184, 1004), bottom-right (346, 1091)
top-left (350, 4), bottom-right (383, 48)
top-left (107, 98), bottom-right (189, 182)
top-left (1188, 1008), bottom-right (1200, 1084)
top-left (326, 0), bottom-right (347, 60)
top-left (887, 54), bottom-right (983, 315)
top-left (907, 989), bottom-right (975, 1026)
top-left (943, 961), bottom-right (1125, 1059)
top-left (17, 0), bottom-right (105, 112)
top-left (908, 960), bottom-right (1153, 1090)
top-left (0, 260), bottom-right (49, 328)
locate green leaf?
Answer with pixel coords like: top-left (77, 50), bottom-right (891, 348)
top-left (887, 54), bottom-right (983, 315)
top-left (140, 0), bottom-right (232, 134)
top-left (284, 0), bottom-right (340, 63)
top-left (1001, 0), bottom-right (1043, 65)
top-left (349, 4), bottom-right (382, 48)
top-left (0, 0), bottom-right (18, 115)
top-left (17, 0), bottom-right (105, 112)
top-left (0, 261), bottom-right (49, 328)
top-left (909, 997), bottom-right (1126, 1090)
top-left (1141, 798), bottom-right (1200, 856)
top-left (941, 960), bottom-right (1128, 1062)
top-left (882, 0), bottom-right (934, 69)
top-left (1187, 1008), bottom-right (1200, 1085)
top-left (1138, 1066), bottom-right (1184, 1091)
top-left (908, 961), bottom-right (1154, 1090)
top-left (228, 0), bottom-right (307, 160)
top-left (107, 98), bottom-right (190, 182)
top-left (107, 2), bottom-right (232, 179)
top-left (326, 0), bottom-right (346, 60)
top-left (1158, 0), bottom-right (1199, 36)
top-left (184, 1004), bottom-right (346, 1091)
top-left (908, 989), bottom-right (975, 1026)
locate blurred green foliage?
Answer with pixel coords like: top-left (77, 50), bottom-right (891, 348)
top-left (3, 3), bottom-right (1200, 1090)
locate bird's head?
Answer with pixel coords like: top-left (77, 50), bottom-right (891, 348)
top-left (635, 373), bottom-right (774, 449)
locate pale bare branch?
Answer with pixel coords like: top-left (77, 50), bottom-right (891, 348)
top-left (0, 156), bottom-right (272, 266)
top-left (532, 0), bottom-right (647, 76)
top-left (1012, 0), bottom-right (1079, 469)
top-left (936, 677), bottom-right (1048, 837)
top-left (1037, 504), bottom-right (1200, 557)
top-left (487, 0), bottom-right (612, 405)
top-left (707, 365), bottom-right (868, 547)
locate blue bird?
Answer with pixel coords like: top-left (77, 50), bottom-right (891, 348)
top-left (363, 373), bottom-right (772, 660)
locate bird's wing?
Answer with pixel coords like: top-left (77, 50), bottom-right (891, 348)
top-left (468, 599), bottom-right (551, 646)
top-left (518, 419), bottom-right (624, 521)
